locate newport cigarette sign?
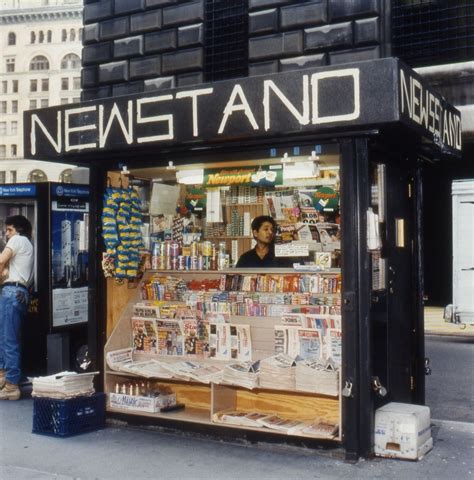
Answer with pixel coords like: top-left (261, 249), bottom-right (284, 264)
top-left (24, 58), bottom-right (461, 162)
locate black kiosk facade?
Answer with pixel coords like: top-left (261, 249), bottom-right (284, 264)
top-left (24, 58), bottom-right (461, 459)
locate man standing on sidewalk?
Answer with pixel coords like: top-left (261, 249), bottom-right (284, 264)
top-left (0, 215), bottom-right (34, 400)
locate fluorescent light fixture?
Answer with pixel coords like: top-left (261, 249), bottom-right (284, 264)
top-left (176, 169), bottom-right (204, 185)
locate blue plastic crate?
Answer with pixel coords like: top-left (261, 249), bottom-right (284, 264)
top-left (32, 393), bottom-right (105, 437)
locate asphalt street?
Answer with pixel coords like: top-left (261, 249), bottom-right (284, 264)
top-left (425, 335), bottom-right (474, 422)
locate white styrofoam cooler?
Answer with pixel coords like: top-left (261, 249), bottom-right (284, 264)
top-left (374, 402), bottom-right (433, 460)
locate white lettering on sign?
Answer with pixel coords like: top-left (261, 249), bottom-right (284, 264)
top-left (65, 106), bottom-right (97, 152)
top-left (400, 69), bottom-right (462, 150)
top-left (30, 112), bottom-right (62, 155)
top-left (136, 94), bottom-right (174, 143)
top-left (311, 68), bottom-right (360, 124)
top-left (263, 76), bottom-right (310, 131)
top-left (99, 100), bottom-right (133, 148)
top-left (218, 84), bottom-right (259, 134)
top-left (176, 88), bottom-right (214, 137)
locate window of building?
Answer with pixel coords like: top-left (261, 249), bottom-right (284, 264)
top-left (72, 77), bottom-right (81, 90)
top-left (11, 121), bottom-right (17, 135)
top-left (29, 99), bottom-right (37, 109)
top-left (0, 146), bottom-right (5, 158)
top-left (204, 0), bottom-right (248, 82)
top-left (78, 28), bottom-right (83, 41)
top-left (62, 29), bottom-right (67, 42)
top-left (70, 29), bottom-right (76, 42)
top-left (47, 30), bottom-right (52, 43)
top-left (11, 145), bottom-right (17, 157)
top-left (10, 171), bottom-right (17, 183)
top-left (30, 79), bottom-right (38, 92)
top-left (60, 98), bottom-right (69, 105)
top-left (11, 100), bottom-right (17, 113)
top-left (6, 57), bottom-right (15, 73)
top-left (392, 0), bottom-right (474, 67)
top-left (28, 169), bottom-right (48, 182)
top-left (30, 55), bottom-right (49, 71)
top-left (73, 97), bottom-right (80, 103)
top-left (0, 102), bottom-right (7, 114)
top-left (0, 123), bottom-right (6, 135)
top-left (12, 80), bottom-right (18, 93)
top-left (39, 31), bottom-right (44, 43)
top-left (61, 53), bottom-right (81, 70)
top-left (8, 32), bottom-right (16, 46)
top-left (61, 78), bottom-right (69, 90)
top-left (0, 171), bottom-right (6, 184)
top-left (40, 99), bottom-right (48, 108)
top-left (41, 79), bottom-right (49, 91)
top-left (59, 169), bottom-right (73, 183)
top-left (31, 31), bottom-right (36, 44)
top-left (1, 81), bottom-right (7, 94)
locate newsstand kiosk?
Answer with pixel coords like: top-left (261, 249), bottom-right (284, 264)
top-left (23, 58), bottom-right (462, 459)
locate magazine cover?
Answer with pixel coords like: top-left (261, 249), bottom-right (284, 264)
top-left (156, 319), bottom-right (184, 355)
top-left (208, 323), bottom-right (231, 360)
top-left (131, 317), bottom-right (157, 354)
top-left (274, 326), bottom-right (287, 354)
top-left (183, 319), bottom-right (199, 355)
top-left (234, 324), bottom-right (252, 361)
top-left (326, 328), bottom-right (342, 365)
top-left (296, 329), bottom-right (323, 360)
top-left (133, 302), bottom-right (160, 319)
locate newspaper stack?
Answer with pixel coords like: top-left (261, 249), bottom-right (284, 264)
top-left (32, 371), bottom-right (99, 399)
top-left (222, 361), bottom-right (260, 389)
top-left (295, 358), bottom-right (339, 396)
top-left (259, 354), bottom-right (296, 390)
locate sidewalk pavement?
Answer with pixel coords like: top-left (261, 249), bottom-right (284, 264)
top-left (0, 393), bottom-right (473, 480)
top-left (425, 307), bottom-right (473, 337)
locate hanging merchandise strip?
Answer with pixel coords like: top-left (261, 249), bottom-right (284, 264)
top-left (102, 186), bottom-right (145, 279)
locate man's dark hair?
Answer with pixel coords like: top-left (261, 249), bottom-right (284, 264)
top-left (251, 215), bottom-right (277, 233)
top-left (5, 215), bottom-right (32, 240)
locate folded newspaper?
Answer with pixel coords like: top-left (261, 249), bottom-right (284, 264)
top-left (32, 371), bottom-right (99, 399)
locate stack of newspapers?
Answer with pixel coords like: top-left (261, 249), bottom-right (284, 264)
top-left (222, 361), bottom-right (260, 389)
top-left (295, 358), bottom-right (339, 396)
top-left (259, 354), bottom-right (296, 390)
top-left (32, 371), bottom-right (99, 399)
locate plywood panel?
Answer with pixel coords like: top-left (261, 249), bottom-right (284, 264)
top-left (106, 278), bottom-right (137, 338)
top-left (235, 389), bottom-right (339, 423)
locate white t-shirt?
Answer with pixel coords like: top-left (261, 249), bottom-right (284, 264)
top-left (5, 234), bottom-right (34, 286)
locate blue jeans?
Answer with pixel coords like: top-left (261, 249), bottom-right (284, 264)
top-left (0, 285), bottom-right (29, 385)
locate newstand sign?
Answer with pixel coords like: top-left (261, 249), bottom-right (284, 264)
top-left (23, 58), bottom-right (461, 161)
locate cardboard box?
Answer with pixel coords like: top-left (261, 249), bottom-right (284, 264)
top-left (109, 393), bottom-right (176, 413)
top-left (374, 402), bottom-right (433, 460)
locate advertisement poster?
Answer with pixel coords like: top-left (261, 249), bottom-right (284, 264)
top-left (50, 185), bottom-right (89, 327)
top-left (204, 166), bottom-right (283, 187)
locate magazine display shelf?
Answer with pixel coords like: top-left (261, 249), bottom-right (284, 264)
top-left (104, 268), bottom-right (342, 441)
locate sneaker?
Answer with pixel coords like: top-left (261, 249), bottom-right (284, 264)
top-left (0, 369), bottom-right (5, 390)
top-left (0, 382), bottom-right (21, 401)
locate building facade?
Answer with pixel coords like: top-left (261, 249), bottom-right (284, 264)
top-left (0, 0), bottom-right (83, 182)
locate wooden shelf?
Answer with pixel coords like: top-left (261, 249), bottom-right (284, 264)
top-left (146, 268), bottom-right (341, 275)
top-left (107, 405), bottom-right (212, 424)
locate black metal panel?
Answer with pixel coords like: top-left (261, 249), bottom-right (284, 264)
top-left (353, 138), bottom-right (373, 458)
top-left (25, 59), bottom-right (401, 161)
top-left (339, 139), bottom-right (361, 460)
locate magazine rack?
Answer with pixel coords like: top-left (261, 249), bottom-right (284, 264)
top-left (104, 268), bottom-right (342, 440)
